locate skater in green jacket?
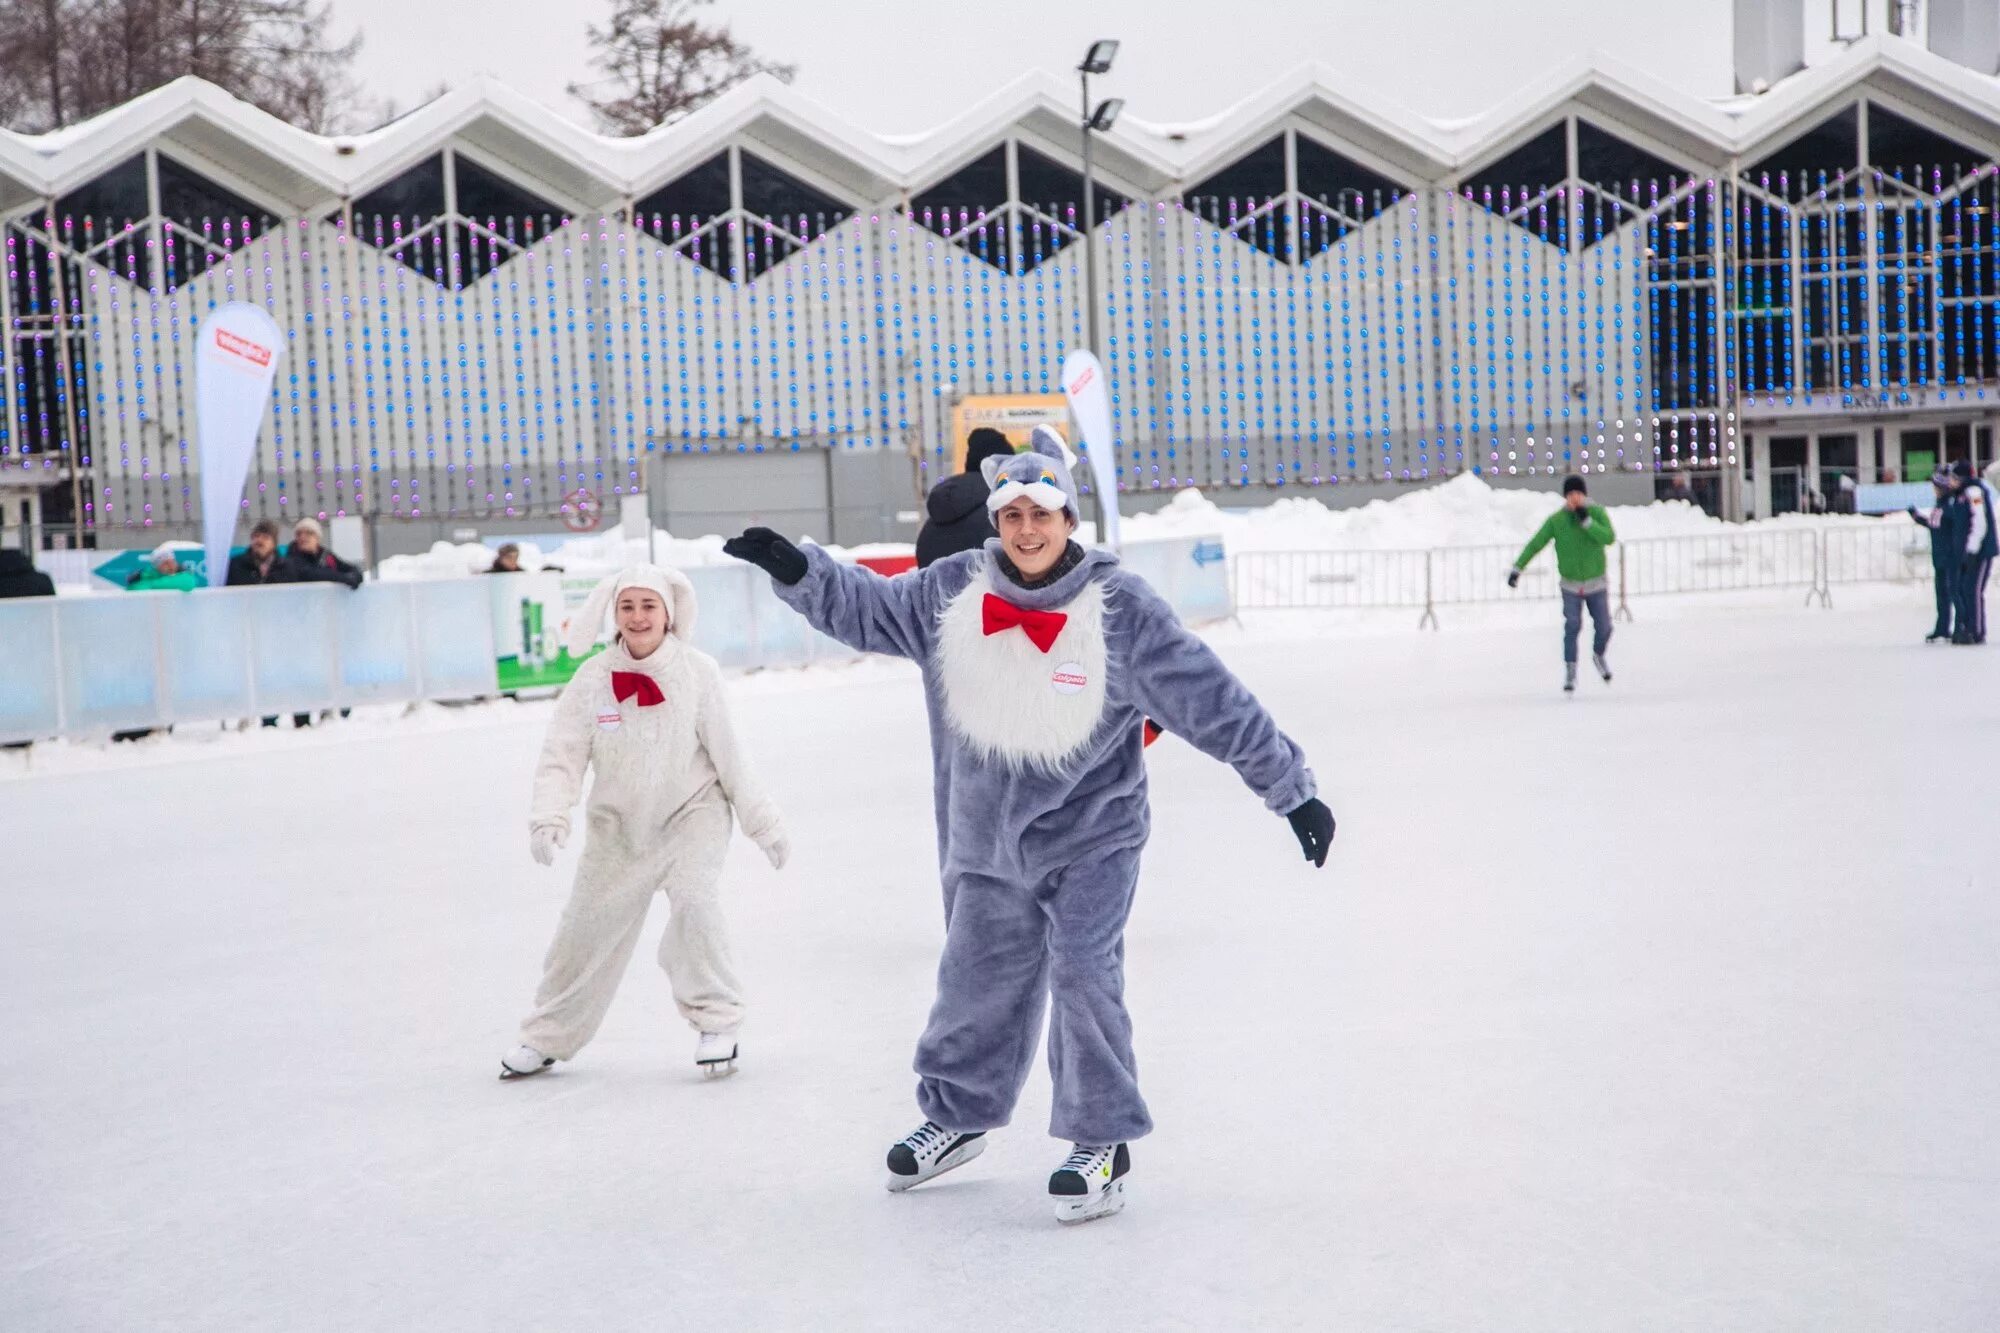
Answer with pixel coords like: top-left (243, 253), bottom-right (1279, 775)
top-left (1507, 475), bottom-right (1617, 692)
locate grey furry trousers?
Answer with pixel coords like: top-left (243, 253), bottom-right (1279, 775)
top-left (915, 844), bottom-right (1153, 1146)
top-left (518, 798), bottom-right (742, 1058)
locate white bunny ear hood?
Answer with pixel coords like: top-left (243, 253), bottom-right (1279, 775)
top-left (564, 563), bottom-right (699, 657)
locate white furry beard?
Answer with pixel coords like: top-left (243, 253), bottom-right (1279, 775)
top-left (933, 570), bottom-right (1109, 773)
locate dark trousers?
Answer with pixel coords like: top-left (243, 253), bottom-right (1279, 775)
top-left (1956, 556), bottom-right (1992, 642)
top-left (1561, 589), bottom-right (1613, 664)
top-left (1931, 566), bottom-right (1956, 637)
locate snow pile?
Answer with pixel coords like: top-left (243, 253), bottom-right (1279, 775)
top-left (1120, 473), bottom-right (1892, 554)
top-left (378, 527), bottom-right (732, 582)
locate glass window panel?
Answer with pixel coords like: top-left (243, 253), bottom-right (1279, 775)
top-left (636, 151), bottom-right (731, 236)
top-left (452, 154), bottom-right (559, 230)
top-left (353, 155), bottom-right (447, 234)
top-left (739, 151), bottom-right (849, 238)
top-left (1748, 107), bottom-right (1859, 198)
top-left (1185, 136), bottom-right (1286, 208)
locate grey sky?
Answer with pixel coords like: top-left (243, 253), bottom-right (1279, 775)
top-left (334, 0), bottom-right (1737, 136)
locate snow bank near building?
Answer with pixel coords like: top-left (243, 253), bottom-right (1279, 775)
top-left (1120, 473), bottom-right (1893, 553)
top-left (377, 472), bottom-right (1907, 582)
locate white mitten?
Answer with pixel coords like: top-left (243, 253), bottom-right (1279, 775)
top-left (758, 830), bottom-right (790, 871)
top-left (530, 822), bottom-right (568, 867)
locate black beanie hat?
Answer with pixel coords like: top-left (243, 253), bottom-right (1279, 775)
top-left (1561, 474), bottom-right (1588, 497)
top-left (1950, 458), bottom-right (1974, 481)
top-left (964, 427), bottom-right (1015, 474)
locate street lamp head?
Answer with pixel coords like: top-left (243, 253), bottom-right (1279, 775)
top-left (1088, 98), bottom-right (1124, 132)
top-left (1079, 39), bottom-right (1119, 74)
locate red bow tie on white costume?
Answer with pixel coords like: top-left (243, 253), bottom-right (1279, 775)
top-left (611, 671), bottom-right (665, 707)
top-left (981, 594), bottom-right (1068, 654)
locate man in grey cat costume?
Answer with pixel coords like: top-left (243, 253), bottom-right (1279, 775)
top-left (726, 427), bottom-right (1335, 1224)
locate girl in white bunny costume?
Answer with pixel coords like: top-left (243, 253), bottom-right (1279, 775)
top-left (500, 564), bottom-right (788, 1081)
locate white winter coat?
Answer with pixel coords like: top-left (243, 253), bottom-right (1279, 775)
top-left (529, 580), bottom-right (783, 862)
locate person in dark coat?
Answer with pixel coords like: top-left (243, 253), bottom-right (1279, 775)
top-left (280, 517), bottom-right (361, 727)
top-left (915, 428), bottom-right (1018, 569)
top-left (280, 517), bottom-right (363, 589)
top-left (1945, 458), bottom-right (1995, 645)
top-left (227, 519), bottom-right (292, 586)
top-left (0, 548), bottom-right (55, 599)
top-left (1908, 469), bottom-right (1957, 643)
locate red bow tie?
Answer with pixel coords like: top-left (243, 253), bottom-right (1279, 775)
top-left (611, 671), bottom-right (665, 707)
top-left (981, 594), bottom-right (1068, 654)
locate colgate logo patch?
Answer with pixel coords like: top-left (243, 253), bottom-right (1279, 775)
top-left (214, 326), bottom-right (273, 368)
top-left (1051, 663), bottom-right (1088, 695)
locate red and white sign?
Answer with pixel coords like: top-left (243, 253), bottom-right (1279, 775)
top-left (1051, 662), bottom-right (1088, 695)
top-left (213, 326), bottom-right (274, 370)
top-left (562, 488), bottom-right (601, 532)
top-left (196, 303), bottom-right (284, 585)
top-left (1061, 349), bottom-right (1122, 549)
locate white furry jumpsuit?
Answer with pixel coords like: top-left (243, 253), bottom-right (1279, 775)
top-left (518, 566), bottom-right (785, 1058)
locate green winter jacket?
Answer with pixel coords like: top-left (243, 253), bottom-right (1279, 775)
top-left (1514, 504), bottom-right (1617, 583)
top-left (126, 566), bottom-right (203, 592)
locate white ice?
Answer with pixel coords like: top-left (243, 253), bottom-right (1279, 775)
top-left (4, 587), bottom-right (1996, 1331)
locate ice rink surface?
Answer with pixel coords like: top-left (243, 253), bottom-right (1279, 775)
top-left (4, 590), bottom-right (1996, 1331)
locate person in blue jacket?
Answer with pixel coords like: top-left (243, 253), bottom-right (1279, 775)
top-left (724, 427), bottom-right (1335, 1226)
top-left (1908, 469), bottom-right (1957, 643)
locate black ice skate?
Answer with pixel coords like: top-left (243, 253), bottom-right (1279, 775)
top-left (695, 1031), bottom-right (739, 1079)
top-left (1593, 651), bottom-right (1612, 683)
top-left (499, 1044), bottom-right (553, 1080)
top-left (884, 1120), bottom-right (986, 1192)
top-left (1049, 1142), bottom-right (1129, 1225)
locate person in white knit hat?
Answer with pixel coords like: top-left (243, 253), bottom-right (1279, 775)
top-left (500, 564), bottom-right (789, 1081)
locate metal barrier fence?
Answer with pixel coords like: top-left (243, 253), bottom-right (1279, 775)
top-left (1230, 523), bottom-right (1929, 626)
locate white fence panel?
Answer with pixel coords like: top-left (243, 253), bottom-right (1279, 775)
top-left (0, 598), bottom-right (61, 744)
top-left (337, 583), bottom-right (423, 706)
top-left (57, 596), bottom-right (162, 733)
top-left (246, 586), bottom-right (340, 714)
top-left (412, 581), bottom-right (501, 699)
top-left (159, 591), bottom-right (255, 721)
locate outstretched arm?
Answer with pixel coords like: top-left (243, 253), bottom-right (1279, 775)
top-left (1514, 515), bottom-right (1557, 570)
top-left (1120, 577), bottom-right (1316, 817)
top-left (729, 529), bottom-right (939, 662)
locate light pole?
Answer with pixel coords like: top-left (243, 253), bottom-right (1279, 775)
top-left (1078, 39), bottom-right (1120, 359)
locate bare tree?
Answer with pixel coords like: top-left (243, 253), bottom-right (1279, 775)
top-left (570, 0), bottom-right (794, 137)
top-left (0, 0), bottom-right (363, 133)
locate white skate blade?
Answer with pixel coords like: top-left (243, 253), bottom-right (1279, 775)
top-left (698, 1058), bottom-right (738, 1079)
top-left (1054, 1178), bottom-right (1126, 1225)
top-left (884, 1134), bottom-right (986, 1193)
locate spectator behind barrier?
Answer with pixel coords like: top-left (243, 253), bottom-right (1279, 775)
top-left (282, 518), bottom-right (363, 589)
top-left (126, 546), bottom-right (202, 592)
top-left (915, 427), bottom-right (1019, 569)
top-left (227, 519), bottom-right (292, 586)
top-left (487, 543), bottom-right (523, 574)
top-left (0, 548), bottom-right (55, 599)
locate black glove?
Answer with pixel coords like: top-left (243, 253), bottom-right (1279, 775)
top-left (1570, 507), bottom-right (1590, 526)
top-left (1506, 568), bottom-right (1520, 589)
top-left (1285, 798), bottom-right (1336, 868)
top-left (723, 527), bottom-right (808, 586)
top-left (1906, 505), bottom-right (1920, 519)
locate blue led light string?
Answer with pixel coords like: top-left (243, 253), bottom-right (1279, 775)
top-left (1392, 194), bottom-right (1415, 479)
top-left (1299, 203), bottom-right (1321, 485)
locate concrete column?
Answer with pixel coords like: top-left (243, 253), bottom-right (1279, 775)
top-left (1750, 432), bottom-right (1772, 519)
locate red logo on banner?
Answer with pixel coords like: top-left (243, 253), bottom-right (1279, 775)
top-left (562, 488), bottom-right (601, 532)
top-left (214, 327), bottom-right (274, 368)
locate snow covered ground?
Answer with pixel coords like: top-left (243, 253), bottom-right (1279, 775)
top-left (4, 586), bottom-right (1997, 1332)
